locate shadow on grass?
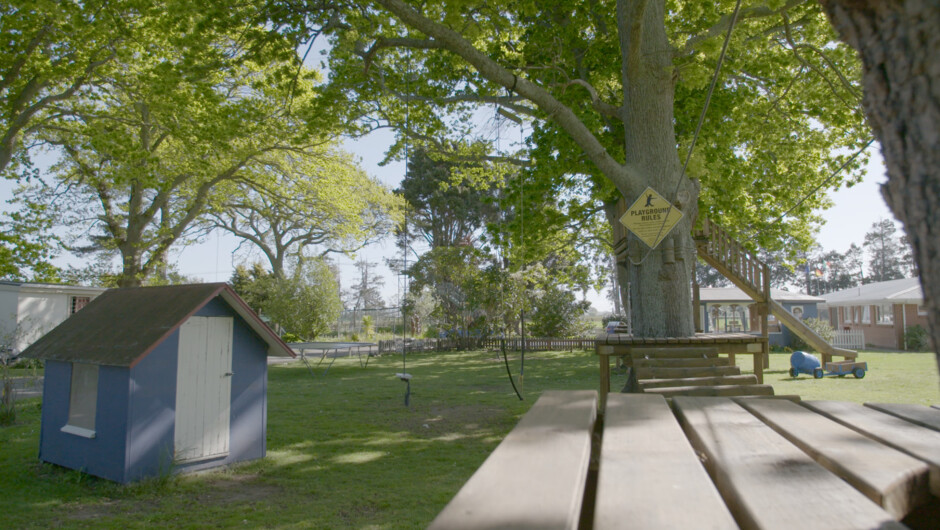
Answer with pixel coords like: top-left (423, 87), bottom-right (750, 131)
top-left (0, 349), bottom-right (601, 528)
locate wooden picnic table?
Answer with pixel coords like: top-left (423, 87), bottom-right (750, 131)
top-left (430, 390), bottom-right (940, 529)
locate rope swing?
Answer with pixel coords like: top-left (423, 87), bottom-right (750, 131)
top-left (495, 94), bottom-right (524, 401)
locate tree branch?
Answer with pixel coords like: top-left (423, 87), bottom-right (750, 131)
top-left (374, 0), bottom-right (641, 194)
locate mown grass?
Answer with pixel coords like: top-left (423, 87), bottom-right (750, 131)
top-left (758, 351), bottom-right (940, 405)
top-left (0, 348), bottom-right (936, 528)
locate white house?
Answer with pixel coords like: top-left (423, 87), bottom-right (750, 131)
top-left (0, 281), bottom-right (106, 355)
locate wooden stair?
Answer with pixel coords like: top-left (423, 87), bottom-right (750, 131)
top-left (631, 347), bottom-right (774, 398)
top-left (694, 218), bottom-right (857, 363)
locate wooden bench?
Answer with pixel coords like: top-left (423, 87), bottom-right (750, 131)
top-left (432, 392), bottom-right (937, 529)
top-left (429, 390), bottom-right (597, 529)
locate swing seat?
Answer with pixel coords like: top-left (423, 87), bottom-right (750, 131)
top-left (395, 373), bottom-right (412, 381)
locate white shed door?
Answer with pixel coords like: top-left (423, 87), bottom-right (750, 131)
top-left (174, 316), bottom-right (234, 461)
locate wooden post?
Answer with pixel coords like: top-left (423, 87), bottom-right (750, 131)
top-left (597, 344), bottom-right (611, 412)
top-left (761, 264), bottom-right (771, 376)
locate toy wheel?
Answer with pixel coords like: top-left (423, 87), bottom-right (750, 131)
top-left (789, 367), bottom-right (799, 378)
top-left (813, 368), bottom-right (824, 379)
top-left (853, 368), bottom-right (865, 379)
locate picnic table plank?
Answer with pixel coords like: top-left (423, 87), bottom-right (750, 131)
top-left (865, 402), bottom-right (940, 433)
top-left (738, 398), bottom-right (930, 519)
top-left (673, 396), bottom-right (903, 530)
top-left (803, 400), bottom-right (940, 497)
top-left (595, 394), bottom-right (737, 529)
top-left (429, 390), bottom-right (597, 530)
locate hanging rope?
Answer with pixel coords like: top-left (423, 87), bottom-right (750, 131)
top-left (517, 112), bottom-right (526, 397)
top-left (396, 47), bottom-right (413, 407)
top-left (495, 96), bottom-right (524, 401)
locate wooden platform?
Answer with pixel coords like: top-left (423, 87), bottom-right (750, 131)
top-left (596, 333), bottom-right (768, 408)
top-left (432, 392), bottom-right (938, 529)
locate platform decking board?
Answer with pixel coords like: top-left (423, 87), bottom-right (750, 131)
top-left (633, 357), bottom-right (732, 368)
top-left (864, 402), bottom-right (940, 433)
top-left (595, 394), bottom-right (738, 530)
top-left (673, 397), bottom-right (903, 530)
top-left (428, 390), bottom-right (597, 530)
top-left (639, 374), bottom-right (758, 389)
top-left (644, 384), bottom-right (774, 398)
top-left (629, 346), bottom-right (720, 358)
top-left (635, 365), bottom-right (741, 379)
top-left (738, 399), bottom-right (930, 519)
top-left (803, 400), bottom-right (940, 497)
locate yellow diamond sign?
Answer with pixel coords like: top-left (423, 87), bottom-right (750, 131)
top-left (620, 187), bottom-right (684, 249)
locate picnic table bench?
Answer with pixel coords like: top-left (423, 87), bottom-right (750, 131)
top-left (430, 390), bottom-right (940, 529)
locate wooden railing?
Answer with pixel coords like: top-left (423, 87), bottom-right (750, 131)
top-left (694, 218), bottom-right (769, 301)
top-left (694, 217), bottom-right (856, 361)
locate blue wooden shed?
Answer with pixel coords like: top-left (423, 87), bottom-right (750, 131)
top-left (20, 283), bottom-right (295, 483)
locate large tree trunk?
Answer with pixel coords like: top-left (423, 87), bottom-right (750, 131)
top-left (821, 0), bottom-right (940, 374)
top-left (618, 0), bottom-right (697, 337)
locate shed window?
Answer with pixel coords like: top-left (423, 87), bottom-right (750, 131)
top-left (62, 363), bottom-right (98, 438)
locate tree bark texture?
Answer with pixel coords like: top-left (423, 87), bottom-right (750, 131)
top-left (821, 0), bottom-right (940, 373)
top-left (618, 0), bottom-right (696, 337)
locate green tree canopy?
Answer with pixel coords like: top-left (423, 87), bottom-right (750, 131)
top-left (29, 10), bottom-right (334, 286)
top-left (281, 0), bottom-right (870, 336)
top-left (211, 147), bottom-right (404, 278)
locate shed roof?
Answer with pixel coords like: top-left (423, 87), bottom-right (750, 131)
top-left (699, 287), bottom-right (824, 303)
top-left (822, 277), bottom-right (923, 306)
top-left (21, 283), bottom-right (295, 367)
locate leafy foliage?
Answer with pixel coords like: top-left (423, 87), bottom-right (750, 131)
top-left (30, 10), bottom-right (332, 286)
top-left (230, 259), bottom-right (342, 340)
top-left (863, 219), bottom-right (907, 283)
top-left (211, 148), bottom-right (404, 278)
top-left (279, 0), bottom-right (871, 336)
top-left (0, 192), bottom-right (60, 281)
top-left (528, 286), bottom-right (591, 338)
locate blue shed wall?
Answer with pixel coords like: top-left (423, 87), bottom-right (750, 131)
top-left (125, 331), bottom-right (179, 483)
top-left (175, 298), bottom-right (269, 475)
top-left (38, 296), bottom-right (271, 483)
top-left (38, 361), bottom-right (130, 482)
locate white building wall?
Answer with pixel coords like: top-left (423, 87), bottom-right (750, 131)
top-left (0, 286), bottom-right (20, 351)
top-left (17, 292), bottom-right (71, 351)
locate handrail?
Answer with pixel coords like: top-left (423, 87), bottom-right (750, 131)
top-left (694, 218), bottom-right (856, 361)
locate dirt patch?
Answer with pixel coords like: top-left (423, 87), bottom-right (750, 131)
top-left (194, 473), bottom-right (282, 505)
top-left (63, 473), bottom-right (282, 523)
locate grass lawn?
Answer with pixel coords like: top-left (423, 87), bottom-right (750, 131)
top-left (759, 351), bottom-right (940, 405)
top-left (0, 348), bottom-right (937, 528)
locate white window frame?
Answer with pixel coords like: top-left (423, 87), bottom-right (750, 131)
top-left (62, 362), bottom-right (98, 438)
top-left (860, 305), bottom-right (871, 324)
top-left (876, 304), bottom-right (894, 325)
top-left (918, 304), bottom-right (928, 316)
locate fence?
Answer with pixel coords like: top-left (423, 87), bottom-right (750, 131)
top-left (832, 330), bottom-right (865, 349)
top-left (377, 338), bottom-right (463, 354)
top-left (377, 337), bottom-right (597, 354)
top-left (480, 337), bottom-right (596, 352)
